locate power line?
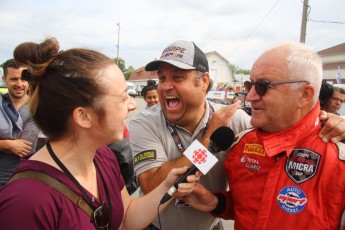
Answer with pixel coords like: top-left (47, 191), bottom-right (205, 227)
top-left (308, 18), bottom-right (345, 24)
top-left (229, 0), bottom-right (283, 57)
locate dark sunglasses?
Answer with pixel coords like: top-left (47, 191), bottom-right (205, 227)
top-left (244, 80), bottom-right (310, 96)
top-left (93, 203), bottom-right (110, 229)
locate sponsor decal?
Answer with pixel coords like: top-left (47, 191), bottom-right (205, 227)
top-left (183, 140), bottom-right (218, 175)
top-left (277, 186), bottom-right (307, 214)
top-left (243, 143), bottom-right (266, 156)
top-left (133, 150), bottom-right (156, 165)
top-left (240, 155), bottom-right (261, 172)
top-left (285, 148), bottom-right (320, 184)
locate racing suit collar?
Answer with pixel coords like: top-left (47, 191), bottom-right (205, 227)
top-left (255, 103), bottom-right (321, 158)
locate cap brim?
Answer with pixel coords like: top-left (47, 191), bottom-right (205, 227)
top-left (145, 60), bottom-right (196, 71)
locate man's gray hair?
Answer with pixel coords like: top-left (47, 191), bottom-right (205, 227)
top-left (284, 43), bottom-right (323, 105)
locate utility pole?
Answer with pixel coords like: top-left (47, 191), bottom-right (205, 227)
top-left (116, 22), bottom-right (120, 66)
top-left (300, 0), bottom-right (309, 43)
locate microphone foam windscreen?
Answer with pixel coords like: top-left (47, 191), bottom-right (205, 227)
top-left (210, 126), bottom-right (235, 151)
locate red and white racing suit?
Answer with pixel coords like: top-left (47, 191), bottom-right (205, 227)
top-left (216, 104), bottom-right (345, 229)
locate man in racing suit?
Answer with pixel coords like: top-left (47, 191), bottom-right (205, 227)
top-left (186, 42), bottom-right (345, 229)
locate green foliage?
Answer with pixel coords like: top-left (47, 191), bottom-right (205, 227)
top-left (124, 66), bottom-right (135, 80)
top-left (230, 63), bottom-right (250, 75)
top-left (112, 58), bottom-right (135, 80)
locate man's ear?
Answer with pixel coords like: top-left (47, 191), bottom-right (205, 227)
top-left (202, 72), bottom-right (210, 92)
top-left (72, 107), bottom-right (93, 128)
top-left (2, 76), bottom-right (7, 86)
top-left (299, 84), bottom-right (315, 108)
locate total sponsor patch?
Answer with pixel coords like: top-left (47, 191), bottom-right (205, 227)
top-left (285, 148), bottom-right (320, 184)
top-left (277, 186), bottom-right (307, 214)
top-left (240, 155), bottom-right (261, 172)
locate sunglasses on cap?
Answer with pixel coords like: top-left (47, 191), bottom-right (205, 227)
top-left (244, 80), bottom-right (310, 97)
top-left (92, 203), bottom-right (110, 229)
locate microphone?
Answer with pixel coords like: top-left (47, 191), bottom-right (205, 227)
top-left (160, 126), bottom-right (235, 204)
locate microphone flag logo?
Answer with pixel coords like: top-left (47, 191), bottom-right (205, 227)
top-left (192, 149), bottom-right (207, 164)
top-left (183, 140), bottom-right (218, 174)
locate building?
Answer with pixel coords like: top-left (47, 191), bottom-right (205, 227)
top-left (317, 42), bottom-right (345, 83)
top-left (127, 66), bottom-right (158, 95)
top-left (205, 51), bottom-right (235, 83)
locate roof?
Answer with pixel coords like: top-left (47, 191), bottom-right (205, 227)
top-left (128, 66), bottom-right (158, 81)
top-left (205, 51), bottom-right (231, 65)
top-left (318, 43), bottom-right (345, 55)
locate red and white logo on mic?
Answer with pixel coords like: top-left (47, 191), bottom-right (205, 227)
top-left (183, 140), bottom-right (218, 174)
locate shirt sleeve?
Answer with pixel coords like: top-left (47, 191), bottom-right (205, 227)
top-left (128, 112), bottom-right (168, 177)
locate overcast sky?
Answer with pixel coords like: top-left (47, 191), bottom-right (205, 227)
top-left (1, 0), bottom-right (344, 71)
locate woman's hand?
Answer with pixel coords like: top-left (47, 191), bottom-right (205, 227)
top-left (165, 166), bottom-right (202, 196)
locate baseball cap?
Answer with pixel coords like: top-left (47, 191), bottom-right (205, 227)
top-left (145, 40), bottom-right (209, 73)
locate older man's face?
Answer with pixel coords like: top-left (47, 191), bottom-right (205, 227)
top-left (246, 48), bottom-right (308, 133)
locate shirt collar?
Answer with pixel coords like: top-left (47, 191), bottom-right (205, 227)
top-left (255, 103), bottom-right (321, 157)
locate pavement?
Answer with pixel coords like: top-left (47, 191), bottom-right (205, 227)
top-left (127, 97), bottom-right (235, 229)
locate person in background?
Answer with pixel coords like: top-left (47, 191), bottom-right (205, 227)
top-left (321, 85), bottom-right (345, 115)
top-left (185, 42), bottom-right (345, 229)
top-left (0, 37), bottom-right (199, 229)
top-left (0, 59), bottom-right (40, 187)
top-left (141, 79), bottom-right (159, 108)
top-left (108, 125), bottom-right (139, 195)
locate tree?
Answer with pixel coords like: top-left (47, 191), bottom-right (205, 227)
top-left (113, 57), bottom-right (126, 73)
top-left (230, 64), bottom-right (250, 75)
top-left (124, 66), bottom-right (135, 80)
top-left (113, 58), bottom-right (135, 80)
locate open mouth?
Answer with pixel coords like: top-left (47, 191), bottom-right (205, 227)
top-left (165, 96), bottom-right (180, 109)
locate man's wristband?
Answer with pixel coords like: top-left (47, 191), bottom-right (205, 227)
top-left (210, 193), bottom-right (226, 215)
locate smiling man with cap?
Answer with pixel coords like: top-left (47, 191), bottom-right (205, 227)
top-left (128, 40), bottom-right (252, 230)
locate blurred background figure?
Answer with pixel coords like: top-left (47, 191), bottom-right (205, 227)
top-left (141, 79), bottom-right (158, 108)
top-left (319, 81), bottom-right (345, 115)
top-left (0, 59), bottom-right (40, 187)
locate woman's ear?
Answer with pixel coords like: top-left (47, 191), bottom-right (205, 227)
top-left (72, 107), bottom-right (93, 128)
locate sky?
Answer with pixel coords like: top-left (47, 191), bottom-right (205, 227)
top-left (0, 0), bottom-right (344, 71)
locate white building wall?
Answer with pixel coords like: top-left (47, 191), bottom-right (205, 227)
top-left (207, 53), bottom-right (234, 83)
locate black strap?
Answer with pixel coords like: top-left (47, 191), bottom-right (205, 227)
top-left (46, 142), bottom-right (112, 225)
top-left (9, 170), bottom-right (93, 218)
top-left (166, 120), bottom-right (185, 155)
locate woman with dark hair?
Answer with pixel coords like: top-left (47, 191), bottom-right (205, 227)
top-left (141, 80), bottom-right (159, 108)
top-left (0, 37), bottom-right (199, 229)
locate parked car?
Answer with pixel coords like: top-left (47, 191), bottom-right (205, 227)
top-left (126, 82), bottom-right (137, 98)
top-left (0, 81), bottom-right (8, 94)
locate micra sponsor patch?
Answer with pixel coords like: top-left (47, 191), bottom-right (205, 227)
top-left (133, 150), bottom-right (156, 165)
top-left (285, 148), bottom-right (320, 184)
top-left (243, 143), bottom-right (266, 156)
top-left (277, 186), bottom-right (307, 214)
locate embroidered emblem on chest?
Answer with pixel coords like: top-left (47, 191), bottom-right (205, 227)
top-left (285, 148), bottom-right (321, 184)
top-left (277, 186), bottom-right (307, 214)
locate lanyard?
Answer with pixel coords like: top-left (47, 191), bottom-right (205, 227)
top-left (166, 120), bottom-right (185, 155)
top-left (46, 142), bottom-right (112, 225)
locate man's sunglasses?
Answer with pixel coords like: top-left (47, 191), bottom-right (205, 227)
top-left (93, 203), bottom-right (110, 229)
top-left (244, 80), bottom-right (310, 96)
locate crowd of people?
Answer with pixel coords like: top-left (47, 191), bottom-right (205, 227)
top-left (0, 37), bottom-right (344, 230)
